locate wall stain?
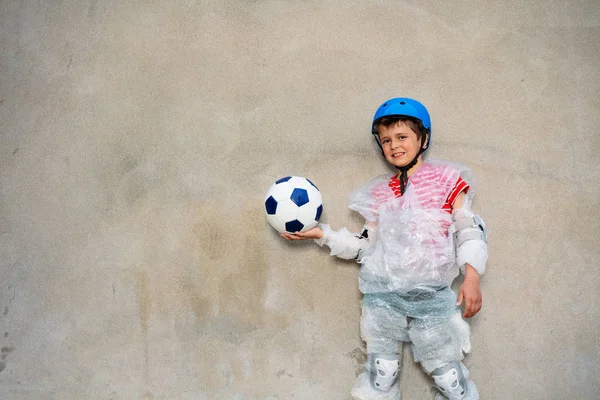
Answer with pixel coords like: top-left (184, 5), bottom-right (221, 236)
top-left (214, 201), bottom-right (269, 327)
top-left (106, 156), bottom-right (160, 221)
top-left (181, 281), bottom-right (211, 322)
top-left (241, 202), bottom-right (268, 319)
top-left (88, 0), bottom-right (97, 19)
top-left (1, 293), bottom-right (11, 374)
top-left (134, 271), bottom-right (150, 388)
top-left (0, 346), bottom-right (14, 374)
top-left (276, 369), bottom-right (293, 378)
top-left (347, 347), bottom-right (367, 376)
top-left (114, 164), bottom-right (151, 212)
top-left (193, 201), bottom-right (229, 261)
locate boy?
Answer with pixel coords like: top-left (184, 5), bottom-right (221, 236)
top-left (282, 98), bottom-right (487, 400)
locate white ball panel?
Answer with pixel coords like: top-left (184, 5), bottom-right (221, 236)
top-left (270, 182), bottom-right (295, 201)
top-left (299, 219), bottom-right (318, 232)
top-left (266, 214), bottom-right (286, 233)
top-left (297, 204), bottom-right (318, 225)
top-left (288, 176), bottom-right (310, 189)
top-left (264, 183), bottom-right (277, 202)
top-left (276, 199), bottom-right (299, 222)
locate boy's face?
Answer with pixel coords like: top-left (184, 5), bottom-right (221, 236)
top-left (377, 122), bottom-right (423, 168)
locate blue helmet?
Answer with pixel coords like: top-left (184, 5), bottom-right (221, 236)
top-left (371, 97), bottom-right (431, 151)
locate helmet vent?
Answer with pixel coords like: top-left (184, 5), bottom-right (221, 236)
top-left (382, 103), bottom-right (387, 107)
top-left (400, 101), bottom-right (405, 105)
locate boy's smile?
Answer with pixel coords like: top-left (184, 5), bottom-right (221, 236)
top-left (377, 122), bottom-right (423, 170)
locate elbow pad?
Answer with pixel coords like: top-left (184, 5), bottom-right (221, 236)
top-left (315, 224), bottom-right (371, 261)
top-left (451, 208), bottom-right (488, 275)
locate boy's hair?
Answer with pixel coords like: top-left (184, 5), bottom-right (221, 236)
top-left (374, 117), bottom-right (428, 139)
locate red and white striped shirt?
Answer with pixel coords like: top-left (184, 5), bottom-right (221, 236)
top-left (388, 165), bottom-right (470, 213)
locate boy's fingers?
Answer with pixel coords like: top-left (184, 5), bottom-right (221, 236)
top-left (475, 300), bottom-right (482, 314)
top-left (456, 290), bottom-right (463, 306)
top-left (463, 297), bottom-right (482, 318)
top-left (282, 232), bottom-right (311, 240)
top-left (463, 296), bottom-right (473, 317)
top-left (464, 298), bottom-right (474, 317)
top-left (294, 231), bottom-right (318, 239)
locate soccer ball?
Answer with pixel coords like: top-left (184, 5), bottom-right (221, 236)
top-left (264, 176), bottom-right (323, 234)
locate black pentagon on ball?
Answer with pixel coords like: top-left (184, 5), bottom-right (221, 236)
top-left (285, 219), bottom-right (305, 233)
top-left (275, 176), bottom-right (292, 184)
top-left (316, 204), bottom-right (323, 220)
top-left (265, 196), bottom-right (278, 215)
top-left (290, 188), bottom-right (309, 207)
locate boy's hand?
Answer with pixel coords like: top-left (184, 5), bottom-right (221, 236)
top-left (457, 264), bottom-right (482, 318)
top-left (280, 227), bottom-right (324, 241)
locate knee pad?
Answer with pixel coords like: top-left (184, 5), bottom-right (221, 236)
top-left (369, 353), bottom-right (400, 392)
top-left (431, 361), bottom-right (469, 400)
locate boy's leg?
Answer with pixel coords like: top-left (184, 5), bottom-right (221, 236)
top-left (351, 295), bottom-right (408, 400)
top-left (408, 313), bottom-right (478, 400)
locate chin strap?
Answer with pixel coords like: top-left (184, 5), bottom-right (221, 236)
top-left (394, 133), bottom-right (428, 195)
top-left (395, 157), bottom-right (419, 195)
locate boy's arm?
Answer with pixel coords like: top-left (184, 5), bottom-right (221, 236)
top-left (282, 222), bottom-right (376, 262)
top-left (315, 222), bottom-right (375, 261)
top-left (458, 263), bottom-right (482, 318)
top-left (452, 191), bottom-right (487, 318)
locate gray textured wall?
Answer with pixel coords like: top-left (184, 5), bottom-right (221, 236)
top-left (1, 1), bottom-right (599, 399)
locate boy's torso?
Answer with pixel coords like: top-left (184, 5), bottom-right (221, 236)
top-left (352, 160), bottom-right (471, 294)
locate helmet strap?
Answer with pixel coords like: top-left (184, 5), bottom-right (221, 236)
top-left (394, 133), bottom-right (427, 195)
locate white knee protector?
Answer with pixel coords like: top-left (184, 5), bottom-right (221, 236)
top-left (370, 353), bottom-right (400, 392)
top-left (431, 361), bottom-right (470, 400)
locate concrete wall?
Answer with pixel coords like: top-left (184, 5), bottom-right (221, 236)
top-left (1, 1), bottom-right (599, 399)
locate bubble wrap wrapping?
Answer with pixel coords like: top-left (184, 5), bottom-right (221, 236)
top-left (361, 288), bottom-right (471, 372)
top-left (349, 160), bottom-right (474, 293)
top-left (409, 313), bottom-right (471, 373)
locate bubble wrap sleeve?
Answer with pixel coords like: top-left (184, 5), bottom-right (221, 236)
top-left (314, 223), bottom-right (373, 261)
